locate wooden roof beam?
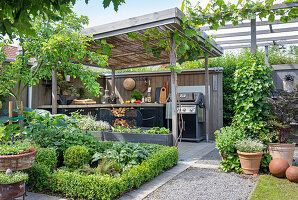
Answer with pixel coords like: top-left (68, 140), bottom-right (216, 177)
top-left (217, 34), bottom-right (298, 45)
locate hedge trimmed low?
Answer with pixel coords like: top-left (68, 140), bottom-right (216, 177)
top-left (50, 146), bottom-right (178, 200)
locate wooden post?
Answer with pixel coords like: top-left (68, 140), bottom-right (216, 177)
top-left (265, 46), bottom-right (269, 66)
top-left (8, 101), bottom-right (13, 124)
top-left (170, 33), bottom-right (178, 146)
top-left (204, 55), bottom-right (210, 142)
top-left (52, 70), bottom-right (57, 114)
top-left (111, 68), bottom-right (116, 94)
top-left (251, 19), bottom-right (257, 54)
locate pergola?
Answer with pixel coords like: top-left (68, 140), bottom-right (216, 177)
top-left (202, 2), bottom-right (298, 63)
top-left (51, 7), bottom-right (223, 144)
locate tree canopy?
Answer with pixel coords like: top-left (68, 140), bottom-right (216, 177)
top-left (0, 0), bottom-right (125, 38)
top-left (0, 11), bottom-right (111, 103)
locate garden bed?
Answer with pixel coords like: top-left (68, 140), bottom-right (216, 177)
top-left (101, 131), bottom-right (173, 146)
top-left (48, 144), bottom-right (178, 199)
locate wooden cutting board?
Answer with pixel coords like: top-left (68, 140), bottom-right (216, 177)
top-left (159, 87), bottom-right (167, 104)
top-left (138, 81), bottom-right (148, 93)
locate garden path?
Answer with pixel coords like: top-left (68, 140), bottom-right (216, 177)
top-left (121, 142), bottom-right (256, 200)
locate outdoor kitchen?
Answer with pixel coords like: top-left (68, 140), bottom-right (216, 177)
top-left (37, 68), bottom-right (223, 142)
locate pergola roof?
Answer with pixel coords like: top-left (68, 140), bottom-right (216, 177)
top-left (201, 3), bottom-right (298, 50)
top-left (82, 8), bottom-right (223, 70)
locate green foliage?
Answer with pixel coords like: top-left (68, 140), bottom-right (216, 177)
top-left (182, 0), bottom-right (297, 31)
top-left (130, 89), bottom-right (143, 100)
top-left (233, 56), bottom-right (274, 136)
top-left (236, 138), bottom-right (265, 153)
top-left (113, 126), bottom-right (141, 133)
top-left (71, 111), bottom-right (111, 131)
top-left (0, 0), bottom-right (125, 38)
top-left (24, 110), bottom-right (112, 156)
top-left (64, 145), bottom-right (90, 169)
top-left (35, 148), bottom-right (57, 171)
top-left (112, 126), bottom-right (170, 135)
top-left (0, 140), bottom-right (31, 155)
top-left (0, 171), bottom-right (28, 184)
top-left (50, 146), bottom-right (178, 200)
top-left (0, 11), bottom-right (111, 111)
top-left (214, 126), bottom-right (246, 153)
top-left (266, 90), bottom-right (297, 143)
top-left (92, 141), bottom-right (159, 170)
top-left (25, 164), bottom-right (51, 192)
top-left (144, 127), bottom-right (170, 135)
top-left (260, 153), bottom-right (272, 173)
top-left (219, 153), bottom-right (242, 173)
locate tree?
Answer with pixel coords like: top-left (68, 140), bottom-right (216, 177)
top-left (0, 0), bottom-right (125, 38)
top-left (0, 11), bottom-right (111, 125)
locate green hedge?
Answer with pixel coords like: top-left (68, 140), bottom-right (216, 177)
top-left (50, 146), bottom-right (178, 200)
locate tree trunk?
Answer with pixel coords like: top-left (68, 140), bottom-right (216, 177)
top-left (15, 100), bottom-right (24, 128)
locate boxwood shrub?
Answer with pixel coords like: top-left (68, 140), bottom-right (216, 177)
top-left (50, 146), bottom-right (178, 199)
top-left (35, 148), bottom-right (57, 171)
top-left (64, 145), bottom-right (90, 169)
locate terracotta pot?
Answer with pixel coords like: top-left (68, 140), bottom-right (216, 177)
top-left (0, 150), bottom-right (37, 171)
top-left (267, 143), bottom-right (296, 166)
top-left (0, 181), bottom-right (25, 200)
top-left (237, 151), bottom-right (263, 175)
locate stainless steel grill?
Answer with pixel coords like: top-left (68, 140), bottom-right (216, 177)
top-left (166, 86), bottom-right (206, 142)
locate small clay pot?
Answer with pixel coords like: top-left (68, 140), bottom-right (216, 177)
top-left (286, 166), bottom-right (298, 183)
top-left (269, 158), bottom-right (289, 178)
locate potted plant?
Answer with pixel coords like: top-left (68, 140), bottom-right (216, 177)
top-left (130, 89), bottom-right (143, 102)
top-left (0, 171), bottom-right (28, 199)
top-left (0, 140), bottom-right (37, 171)
top-left (214, 126), bottom-right (245, 160)
top-left (236, 138), bottom-right (265, 175)
top-left (266, 90), bottom-right (297, 166)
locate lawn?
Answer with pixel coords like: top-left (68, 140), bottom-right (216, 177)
top-left (250, 175), bottom-right (298, 200)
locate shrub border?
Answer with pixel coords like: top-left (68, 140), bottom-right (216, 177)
top-left (50, 146), bottom-right (178, 200)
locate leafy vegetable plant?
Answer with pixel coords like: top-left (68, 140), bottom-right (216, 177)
top-left (92, 141), bottom-right (158, 170)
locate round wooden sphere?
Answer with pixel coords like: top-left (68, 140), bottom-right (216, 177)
top-left (123, 78), bottom-right (135, 90)
top-left (269, 158), bottom-right (289, 178)
top-left (286, 166), bottom-right (298, 183)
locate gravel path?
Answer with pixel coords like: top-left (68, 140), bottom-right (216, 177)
top-left (144, 168), bottom-right (258, 200)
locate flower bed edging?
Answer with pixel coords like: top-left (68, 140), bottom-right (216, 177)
top-left (50, 146), bottom-right (178, 200)
top-left (101, 131), bottom-right (173, 146)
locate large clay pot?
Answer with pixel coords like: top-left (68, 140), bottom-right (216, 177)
top-left (0, 181), bottom-right (25, 200)
top-left (267, 143), bottom-right (296, 166)
top-left (269, 158), bottom-right (289, 178)
top-left (286, 166), bottom-right (298, 183)
top-left (237, 151), bottom-right (263, 175)
top-left (0, 150), bottom-right (37, 171)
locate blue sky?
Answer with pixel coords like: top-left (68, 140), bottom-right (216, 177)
top-left (73, 0), bottom-right (182, 27)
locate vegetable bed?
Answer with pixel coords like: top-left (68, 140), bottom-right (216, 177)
top-left (101, 127), bottom-right (173, 146)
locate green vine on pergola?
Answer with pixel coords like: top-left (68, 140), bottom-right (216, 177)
top-left (127, 0), bottom-right (297, 71)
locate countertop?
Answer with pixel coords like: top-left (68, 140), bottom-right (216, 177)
top-left (38, 103), bottom-right (165, 109)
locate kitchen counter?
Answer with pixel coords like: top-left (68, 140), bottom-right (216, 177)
top-left (38, 103), bottom-right (165, 109)
top-left (38, 103), bottom-right (166, 127)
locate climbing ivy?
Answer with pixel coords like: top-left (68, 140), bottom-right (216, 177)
top-left (233, 56), bottom-right (274, 137)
